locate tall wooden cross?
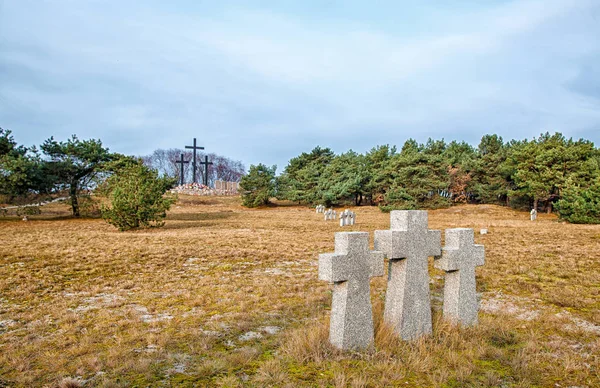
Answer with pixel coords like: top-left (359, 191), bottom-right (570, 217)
top-left (184, 138), bottom-right (204, 184)
top-left (175, 153), bottom-right (189, 186)
top-left (199, 155), bottom-right (213, 186)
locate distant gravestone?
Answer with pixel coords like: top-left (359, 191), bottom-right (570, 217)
top-left (530, 209), bottom-right (537, 221)
top-left (435, 228), bottom-right (485, 326)
top-left (324, 209), bottom-right (332, 221)
top-left (318, 232), bottom-right (384, 350)
top-left (339, 211), bottom-right (347, 226)
top-left (349, 211), bottom-right (355, 225)
top-left (374, 211), bottom-right (441, 340)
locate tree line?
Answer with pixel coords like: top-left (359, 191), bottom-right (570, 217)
top-left (240, 132), bottom-right (600, 223)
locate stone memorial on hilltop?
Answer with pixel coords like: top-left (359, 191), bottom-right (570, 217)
top-left (318, 232), bottom-right (384, 350)
top-left (374, 211), bottom-right (441, 340)
top-left (435, 228), bottom-right (485, 326)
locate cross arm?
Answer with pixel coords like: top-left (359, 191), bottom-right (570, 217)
top-left (426, 230), bottom-right (442, 257)
top-left (434, 247), bottom-right (461, 272)
top-left (374, 230), bottom-right (409, 260)
top-left (318, 253), bottom-right (349, 283)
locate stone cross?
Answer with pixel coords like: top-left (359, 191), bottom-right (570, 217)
top-left (199, 155), bottom-right (213, 186)
top-left (434, 228), bottom-right (484, 326)
top-left (319, 232), bottom-right (384, 350)
top-left (185, 138), bottom-right (205, 184)
top-left (374, 210), bottom-right (441, 340)
top-left (530, 209), bottom-right (537, 221)
top-left (175, 153), bottom-right (189, 186)
top-left (339, 211), bottom-right (347, 226)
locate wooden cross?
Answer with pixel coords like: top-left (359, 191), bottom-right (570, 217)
top-left (175, 153), bottom-right (189, 186)
top-left (199, 155), bottom-right (213, 186)
top-left (185, 138), bottom-right (205, 184)
top-left (319, 232), bottom-right (384, 350)
top-left (374, 210), bottom-right (441, 340)
top-left (435, 228), bottom-right (484, 326)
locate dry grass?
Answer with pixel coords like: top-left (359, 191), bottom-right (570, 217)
top-left (0, 196), bottom-right (599, 386)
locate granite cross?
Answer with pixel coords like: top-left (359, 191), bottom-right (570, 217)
top-left (199, 155), bottom-right (213, 186)
top-left (435, 228), bottom-right (485, 326)
top-left (319, 232), bottom-right (384, 350)
top-left (175, 153), bottom-right (189, 186)
top-left (374, 210), bottom-right (441, 340)
top-left (185, 138), bottom-right (205, 184)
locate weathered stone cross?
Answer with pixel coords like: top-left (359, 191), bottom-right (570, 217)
top-left (175, 153), bottom-right (189, 186)
top-left (435, 228), bottom-right (484, 326)
top-left (374, 211), bottom-right (441, 340)
top-left (319, 232), bottom-right (384, 350)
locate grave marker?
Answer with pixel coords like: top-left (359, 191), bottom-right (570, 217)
top-left (319, 232), bottom-right (384, 350)
top-left (435, 228), bottom-right (484, 326)
top-left (530, 209), bottom-right (537, 221)
top-left (374, 211), bottom-right (441, 340)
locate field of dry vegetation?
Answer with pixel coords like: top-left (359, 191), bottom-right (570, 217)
top-left (0, 195), bottom-right (599, 387)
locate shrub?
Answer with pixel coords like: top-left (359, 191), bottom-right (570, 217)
top-left (100, 162), bottom-right (177, 231)
top-left (556, 177), bottom-right (600, 224)
top-left (239, 164), bottom-right (276, 208)
top-left (16, 205), bottom-right (41, 217)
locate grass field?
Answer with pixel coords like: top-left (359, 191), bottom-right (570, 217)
top-left (0, 196), bottom-right (599, 387)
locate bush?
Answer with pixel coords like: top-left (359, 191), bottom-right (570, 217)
top-left (100, 162), bottom-right (177, 231)
top-left (239, 164), bottom-right (276, 208)
top-left (16, 205), bottom-right (41, 217)
top-left (556, 177), bottom-right (600, 224)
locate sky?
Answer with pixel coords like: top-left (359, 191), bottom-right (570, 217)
top-left (1, 0), bottom-right (599, 172)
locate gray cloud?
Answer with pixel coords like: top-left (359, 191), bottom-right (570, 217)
top-left (1, 0), bottom-right (599, 171)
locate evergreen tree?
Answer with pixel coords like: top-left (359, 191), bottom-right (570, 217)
top-left (507, 133), bottom-right (598, 211)
top-left (556, 176), bottom-right (600, 224)
top-left (469, 134), bottom-right (512, 204)
top-left (364, 144), bottom-right (397, 205)
top-left (100, 159), bottom-right (177, 231)
top-left (317, 151), bottom-right (369, 206)
top-left (41, 135), bottom-right (114, 217)
top-left (240, 164), bottom-right (277, 207)
top-left (277, 147), bottom-right (334, 204)
top-left (381, 139), bottom-right (451, 210)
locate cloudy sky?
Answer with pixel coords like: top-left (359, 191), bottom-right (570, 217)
top-left (1, 0), bottom-right (599, 171)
